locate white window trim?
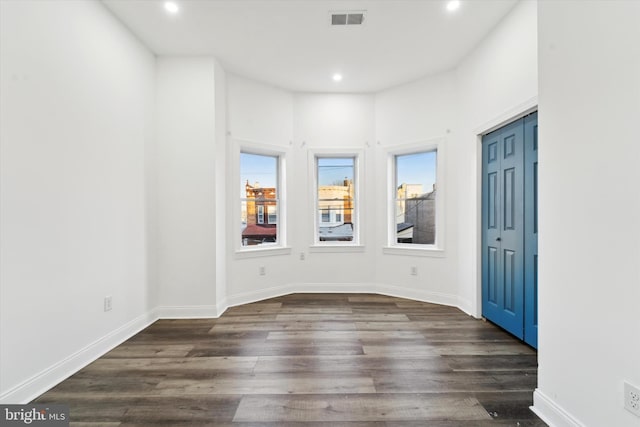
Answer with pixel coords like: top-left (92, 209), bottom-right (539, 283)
top-left (234, 139), bottom-right (290, 257)
top-left (309, 148), bottom-right (364, 248)
top-left (383, 138), bottom-right (445, 256)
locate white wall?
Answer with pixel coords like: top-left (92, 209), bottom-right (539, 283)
top-left (227, 74), bottom-right (293, 145)
top-left (154, 57), bottom-right (219, 316)
top-left (535, 2), bottom-right (640, 426)
top-left (293, 93), bottom-right (376, 286)
top-left (375, 73), bottom-right (458, 144)
top-left (368, 0), bottom-right (538, 313)
top-left (225, 77), bottom-right (377, 301)
top-left (225, 75), bottom-right (295, 301)
top-left (0, 0), bottom-right (155, 402)
top-left (294, 94), bottom-right (375, 148)
top-left (455, 0), bottom-right (538, 315)
top-left (373, 72), bottom-right (460, 306)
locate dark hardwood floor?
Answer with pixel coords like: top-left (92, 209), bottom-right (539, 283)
top-left (35, 293), bottom-right (547, 426)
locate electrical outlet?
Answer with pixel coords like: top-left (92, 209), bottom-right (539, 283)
top-left (259, 266), bottom-right (266, 276)
top-left (625, 381), bottom-right (640, 417)
top-left (104, 296), bottom-right (112, 312)
top-left (300, 252), bottom-right (305, 261)
top-left (410, 266), bottom-right (417, 276)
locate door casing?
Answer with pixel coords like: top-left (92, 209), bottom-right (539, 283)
top-left (473, 101), bottom-right (538, 319)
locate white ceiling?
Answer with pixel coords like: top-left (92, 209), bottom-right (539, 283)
top-left (102, 0), bottom-right (518, 93)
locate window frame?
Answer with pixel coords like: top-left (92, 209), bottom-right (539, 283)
top-left (384, 139), bottom-right (445, 256)
top-left (234, 140), bottom-right (290, 257)
top-left (309, 149), bottom-right (364, 250)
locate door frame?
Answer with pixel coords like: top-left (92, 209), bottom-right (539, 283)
top-left (473, 98), bottom-right (538, 318)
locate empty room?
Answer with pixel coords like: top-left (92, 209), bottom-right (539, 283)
top-left (1, 0), bottom-right (638, 426)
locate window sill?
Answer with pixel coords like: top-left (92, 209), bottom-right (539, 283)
top-left (382, 246), bottom-right (445, 258)
top-left (235, 247), bottom-right (292, 259)
top-left (309, 245), bottom-right (366, 254)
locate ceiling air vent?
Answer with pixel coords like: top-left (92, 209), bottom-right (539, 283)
top-left (330, 11), bottom-right (366, 26)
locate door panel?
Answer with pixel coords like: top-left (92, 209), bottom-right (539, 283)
top-left (504, 134), bottom-right (516, 158)
top-left (504, 249), bottom-right (516, 313)
top-left (504, 168), bottom-right (515, 230)
top-left (488, 142), bottom-right (498, 163)
top-left (488, 173), bottom-right (498, 229)
top-left (488, 246), bottom-right (498, 304)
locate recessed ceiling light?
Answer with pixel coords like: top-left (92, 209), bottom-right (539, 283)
top-left (164, 1), bottom-right (179, 14)
top-left (446, 0), bottom-right (461, 12)
top-left (332, 73), bottom-right (343, 82)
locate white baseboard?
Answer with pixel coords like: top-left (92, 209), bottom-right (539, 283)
top-left (224, 283), bottom-right (296, 309)
top-left (0, 311), bottom-right (156, 404)
top-left (296, 282), bottom-right (377, 294)
top-left (223, 282), bottom-right (461, 313)
top-left (154, 305), bottom-right (220, 319)
top-left (216, 297), bottom-right (228, 317)
top-left (456, 296), bottom-right (480, 318)
top-left (375, 283), bottom-right (459, 308)
top-left (223, 282), bottom-right (396, 313)
top-left (531, 389), bottom-right (584, 427)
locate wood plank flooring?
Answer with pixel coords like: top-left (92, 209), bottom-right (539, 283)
top-left (35, 293), bottom-right (547, 426)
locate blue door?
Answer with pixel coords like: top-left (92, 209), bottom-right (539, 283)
top-left (482, 113), bottom-right (538, 348)
top-left (524, 112), bottom-right (538, 348)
